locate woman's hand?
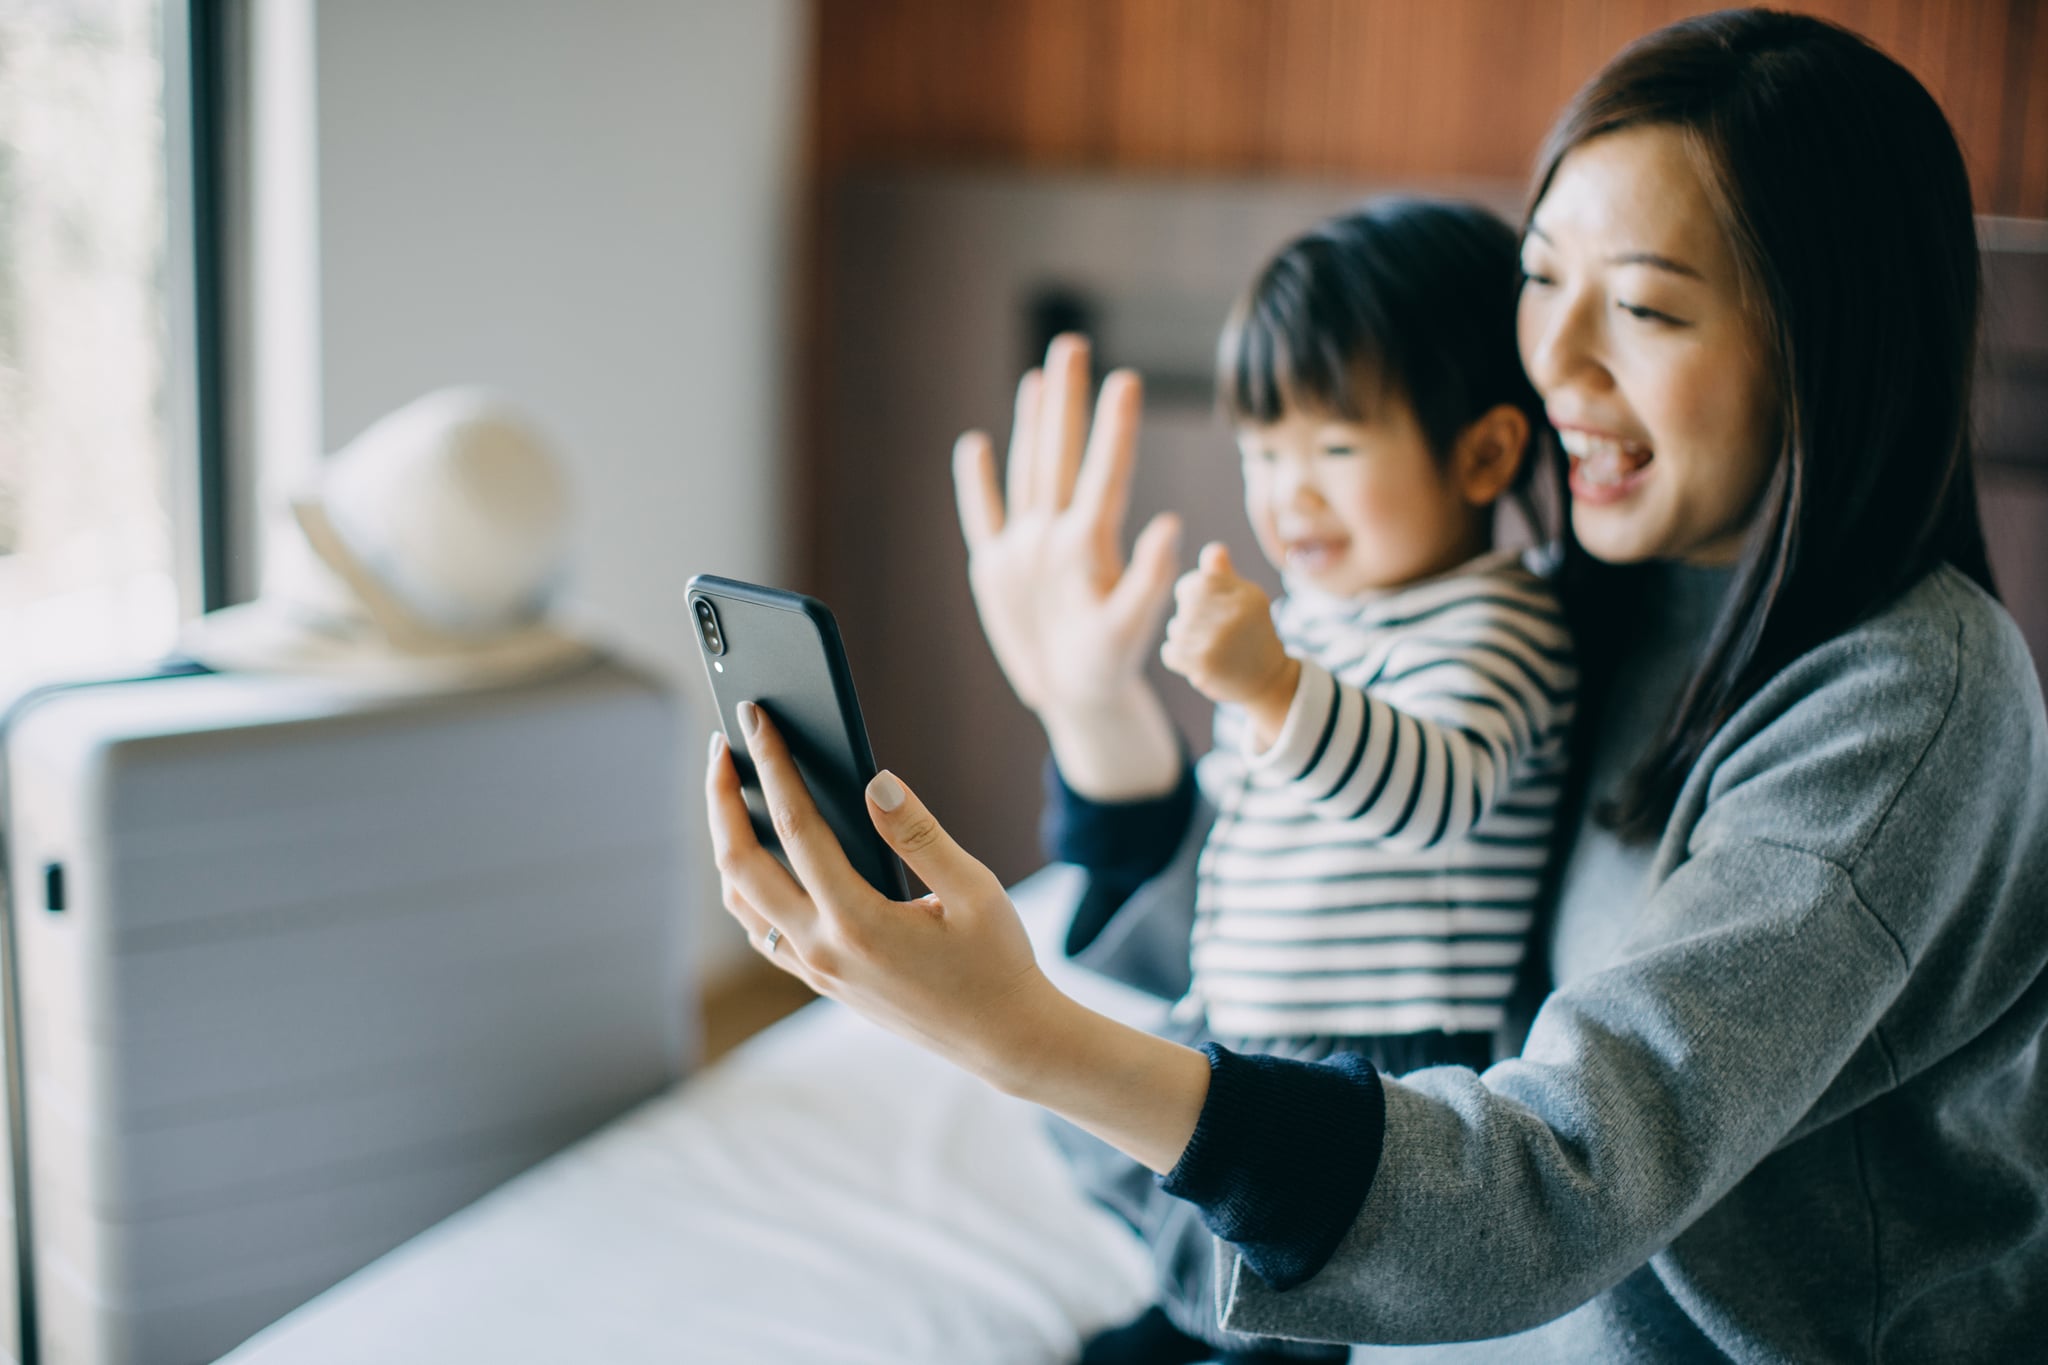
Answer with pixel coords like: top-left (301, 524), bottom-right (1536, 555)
top-left (953, 334), bottom-right (1185, 799)
top-left (706, 702), bottom-right (1210, 1174)
top-left (707, 702), bottom-right (1056, 1085)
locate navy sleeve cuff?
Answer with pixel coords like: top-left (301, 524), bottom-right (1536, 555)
top-left (1039, 757), bottom-right (1195, 959)
top-left (1159, 1043), bottom-right (1387, 1291)
top-left (1039, 756), bottom-right (1195, 873)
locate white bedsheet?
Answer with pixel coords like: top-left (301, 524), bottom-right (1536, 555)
top-left (222, 867), bottom-right (1167, 1364)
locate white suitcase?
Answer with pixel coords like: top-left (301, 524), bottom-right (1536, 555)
top-left (0, 659), bottom-right (690, 1364)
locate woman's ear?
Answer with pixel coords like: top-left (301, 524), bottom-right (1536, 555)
top-left (1451, 404), bottom-right (1532, 508)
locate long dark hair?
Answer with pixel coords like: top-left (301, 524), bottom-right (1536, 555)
top-left (1534, 8), bottom-right (1997, 840)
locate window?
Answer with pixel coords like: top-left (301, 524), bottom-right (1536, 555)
top-left (0, 0), bottom-right (223, 693)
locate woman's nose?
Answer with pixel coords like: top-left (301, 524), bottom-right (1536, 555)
top-left (1522, 283), bottom-right (1609, 398)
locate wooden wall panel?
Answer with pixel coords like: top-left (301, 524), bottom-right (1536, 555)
top-left (794, 5), bottom-right (2048, 884)
top-left (812, 0), bottom-right (2048, 216)
top-left (2011, 0), bottom-right (2048, 211)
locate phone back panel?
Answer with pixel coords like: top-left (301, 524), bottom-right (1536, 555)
top-left (688, 578), bottom-right (908, 900)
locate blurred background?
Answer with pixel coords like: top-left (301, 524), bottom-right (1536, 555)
top-left (2, 0), bottom-right (2043, 1009)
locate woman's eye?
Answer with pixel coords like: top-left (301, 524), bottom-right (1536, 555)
top-left (1618, 301), bottom-right (1687, 326)
top-left (1320, 446), bottom-right (1359, 458)
top-left (1519, 268), bottom-right (1556, 288)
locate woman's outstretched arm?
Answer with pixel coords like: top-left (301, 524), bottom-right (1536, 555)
top-left (705, 705), bottom-right (1208, 1173)
top-left (708, 704), bottom-right (1390, 1280)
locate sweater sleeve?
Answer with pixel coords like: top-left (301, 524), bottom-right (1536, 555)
top-left (1205, 575), bottom-right (2041, 1346)
top-left (1211, 839), bottom-right (1901, 1344)
top-left (1246, 599), bottom-right (1575, 850)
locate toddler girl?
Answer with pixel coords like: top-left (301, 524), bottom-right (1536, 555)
top-left (1058, 197), bottom-right (1577, 1365)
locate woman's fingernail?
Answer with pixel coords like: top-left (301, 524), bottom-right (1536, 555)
top-left (738, 700), bottom-right (761, 737)
top-left (868, 769), bottom-right (905, 813)
top-left (708, 730), bottom-right (725, 762)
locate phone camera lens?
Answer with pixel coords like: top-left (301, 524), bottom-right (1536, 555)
top-left (693, 597), bottom-right (726, 657)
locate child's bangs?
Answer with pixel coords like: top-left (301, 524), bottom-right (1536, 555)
top-left (1218, 256), bottom-right (1388, 428)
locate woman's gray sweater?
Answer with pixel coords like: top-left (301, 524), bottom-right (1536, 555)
top-left (1087, 562), bottom-right (2048, 1361)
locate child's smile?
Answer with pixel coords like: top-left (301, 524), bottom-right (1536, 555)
top-left (1236, 401), bottom-right (1492, 598)
top-left (1276, 530), bottom-right (1350, 576)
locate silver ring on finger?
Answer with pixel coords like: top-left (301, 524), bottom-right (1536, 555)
top-left (763, 925), bottom-right (782, 955)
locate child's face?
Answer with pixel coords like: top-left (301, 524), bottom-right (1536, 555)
top-left (1235, 397), bottom-right (1486, 598)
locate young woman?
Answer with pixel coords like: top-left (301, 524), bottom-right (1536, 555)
top-left (707, 10), bottom-right (2047, 1359)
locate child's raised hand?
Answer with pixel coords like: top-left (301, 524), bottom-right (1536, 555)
top-left (1161, 544), bottom-right (1299, 721)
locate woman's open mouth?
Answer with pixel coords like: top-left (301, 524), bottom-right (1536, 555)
top-left (1558, 428), bottom-right (1654, 504)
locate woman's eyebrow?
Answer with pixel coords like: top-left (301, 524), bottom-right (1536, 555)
top-left (1609, 250), bottom-right (1705, 280)
top-left (1523, 224), bottom-right (1704, 280)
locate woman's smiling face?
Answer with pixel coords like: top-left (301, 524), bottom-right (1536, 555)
top-left (1517, 123), bottom-right (1779, 565)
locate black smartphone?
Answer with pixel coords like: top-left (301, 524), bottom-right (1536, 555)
top-left (687, 574), bottom-right (909, 900)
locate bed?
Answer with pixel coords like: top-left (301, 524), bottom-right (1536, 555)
top-left (219, 866), bottom-right (1204, 1365)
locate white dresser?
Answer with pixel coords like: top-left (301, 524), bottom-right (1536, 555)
top-left (0, 660), bottom-right (690, 1364)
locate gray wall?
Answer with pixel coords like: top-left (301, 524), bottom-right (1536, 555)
top-left (298, 0), bottom-right (806, 980)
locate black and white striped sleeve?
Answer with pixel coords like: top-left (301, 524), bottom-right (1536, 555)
top-left (1244, 596), bottom-right (1574, 850)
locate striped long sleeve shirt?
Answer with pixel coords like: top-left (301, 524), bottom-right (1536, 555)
top-left (1188, 549), bottom-right (1575, 1040)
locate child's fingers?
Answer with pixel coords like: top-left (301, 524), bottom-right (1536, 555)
top-left (1198, 542), bottom-right (1236, 579)
top-left (1172, 566), bottom-right (1215, 610)
top-left (1176, 554), bottom-right (1250, 608)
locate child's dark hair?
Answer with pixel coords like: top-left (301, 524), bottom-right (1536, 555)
top-left (1218, 196), bottom-right (1543, 468)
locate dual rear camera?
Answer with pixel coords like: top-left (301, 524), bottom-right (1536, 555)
top-left (693, 597), bottom-right (726, 656)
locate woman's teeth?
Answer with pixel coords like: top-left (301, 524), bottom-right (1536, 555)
top-left (1558, 430), bottom-right (1653, 488)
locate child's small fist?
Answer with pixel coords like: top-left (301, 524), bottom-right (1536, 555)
top-left (1160, 543), bottom-right (1293, 707)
